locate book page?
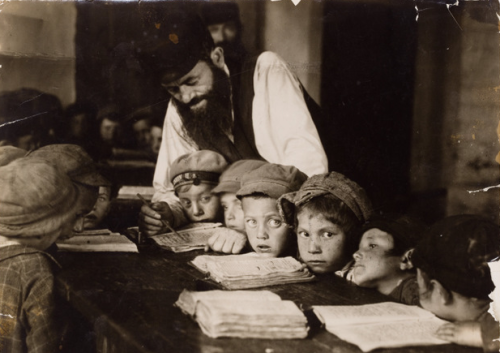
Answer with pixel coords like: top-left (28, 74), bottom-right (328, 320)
top-left (57, 234), bottom-right (138, 252)
top-left (206, 257), bottom-right (306, 278)
top-left (175, 289), bottom-right (281, 316)
top-left (198, 299), bottom-right (306, 319)
top-left (191, 252), bottom-right (262, 273)
top-left (70, 229), bottom-right (112, 236)
top-left (327, 317), bottom-right (448, 352)
top-left (117, 185), bottom-right (155, 199)
top-left (313, 302), bottom-right (436, 327)
top-left (151, 223), bottom-right (222, 252)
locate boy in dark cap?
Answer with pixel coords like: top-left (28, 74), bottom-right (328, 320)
top-left (0, 156), bottom-right (99, 352)
top-left (236, 163), bottom-right (307, 258)
top-left (279, 172), bottom-right (372, 274)
top-left (412, 215), bottom-right (500, 352)
top-left (138, 8), bottom-right (327, 236)
top-left (206, 159), bottom-right (268, 254)
top-left (348, 214), bottom-right (425, 305)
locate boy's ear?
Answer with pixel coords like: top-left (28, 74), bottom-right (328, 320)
top-left (399, 248), bottom-right (414, 271)
top-left (431, 279), bottom-right (453, 305)
top-left (210, 47), bottom-right (225, 70)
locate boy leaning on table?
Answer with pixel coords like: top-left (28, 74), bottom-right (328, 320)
top-left (0, 155), bottom-right (101, 353)
top-left (235, 163), bottom-right (308, 258)
top-left (412, 215), bottom-right (500, 352)
top-left (205, 159), bottom-right (268, 254)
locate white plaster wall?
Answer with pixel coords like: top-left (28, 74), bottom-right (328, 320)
top-left (261, 0), bottom-right (323, 104)
top-left (0, 1), bottom-right (76, 106)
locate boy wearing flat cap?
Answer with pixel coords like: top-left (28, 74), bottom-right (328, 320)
top-left (206, 159), bottom-right (268, 254)
top-left (27, 144), bottom-right (117, 231)
top-left (236, 163), bottom-right (307, 258)
top-left (0, 156), bottom-right (100, 352)
top-left (279, 172), bottom-right (372, 274)
top-left (411, 215), bottom-right (500, 352)
top-left (138, 8), bottom-right (327, 236)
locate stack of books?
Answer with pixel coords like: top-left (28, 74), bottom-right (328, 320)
top-left (191, 253), bottom-right (315, 289)
top-left (176, 290), bottom-right (309, 339)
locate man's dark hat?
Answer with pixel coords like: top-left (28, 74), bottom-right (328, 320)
top-left (199, 2), bottom-right (241, 26)
top-left (137, 9), bottom-right (214, 84)
top-left (412, 214), bottom-right (500, 300)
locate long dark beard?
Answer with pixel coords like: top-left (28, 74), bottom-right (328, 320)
top-left (173, 63), bottom-right (233, 151)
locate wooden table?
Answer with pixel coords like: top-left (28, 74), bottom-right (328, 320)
top-left (55, 247), bottom-right (481, 353)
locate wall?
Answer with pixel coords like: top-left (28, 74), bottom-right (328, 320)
top-left (258, 0), bottom-right (323, 104)
top-left (411, 2), bottom-right (500, 221)
top-left (0, 1), bottom-right (76, 106)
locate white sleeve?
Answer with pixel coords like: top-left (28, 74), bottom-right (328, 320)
top-left (152, 100), bottom-right (196, 227)
top-left (251, 52), bottom-right (328, 177)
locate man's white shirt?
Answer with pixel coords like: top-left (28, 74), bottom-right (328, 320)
top-left (152, 51), bottom-right (328, 226)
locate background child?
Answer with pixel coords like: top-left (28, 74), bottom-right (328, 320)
top-left (206, 159), bottom-right (268, 254)
top-left (279, 172), bottom-right (372, 274)
top-left (349, 214), bottom-right (424, 305)
top-left (170, 150), bottom-right (228, 224)
top-left (83, 183), bottom-right (120, 230)
top-left (412, 215), bottom-right (500, 352)
top-left (0, 156), bottom-right (99, 352)
top-left (236, 163), bottom-right (307, 258)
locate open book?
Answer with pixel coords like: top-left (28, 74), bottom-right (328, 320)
top-left (175, 290), bottom-right (309, 339)
top-left (191, 253), bottom-right (315, 289)
top-left (117, 185), bottom-right (155, 200)
top-left (313, 302), bottom-right (449, 352)
top-left (150, 222), bottom-right (223, 253)
top-left (175, 289), bottom-right (281, 316)
top-left (56, 230), bottom-right (138, 253)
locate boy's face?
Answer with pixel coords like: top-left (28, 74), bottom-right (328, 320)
top-left (57, 185), bottom-right (98, 242)
top-left (220, 192), bottom-right (245, 232)
top-left (178, 183), bottom-right (221, 222)
top-left (84, 186), bottom-right (113, 229)
top-left (100, 118), bottom-right (120, 143)
top-left (242, 197), bottom-right (290, 258)
top-left (296, 209), bottom-right (347, 273)
top-left (133, 119), bottom-right (152, 148)
top-left (416, 269), bottom-right (453, 320)
top-left (150, 126), bottom-right (162, 154)
top-left (351, 228), bottom-right (402, 289)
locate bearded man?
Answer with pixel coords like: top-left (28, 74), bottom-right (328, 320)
top-left (138, 9), bottom-right (328, 236)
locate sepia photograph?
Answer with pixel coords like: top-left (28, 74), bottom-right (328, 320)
top-left (0, 0), bottom-right (499, 352)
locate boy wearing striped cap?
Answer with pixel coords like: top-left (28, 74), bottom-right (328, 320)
top-left (170, 150), bottom-right (228, 225)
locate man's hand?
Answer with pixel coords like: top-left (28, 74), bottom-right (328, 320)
top-left (205, 228), bottom-right (247, 254)
top-left (434, 321), bottom-right (482, 348)
top-left (138, 201), bottom-right (175, 237)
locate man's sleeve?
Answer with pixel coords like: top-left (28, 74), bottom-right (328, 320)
top-left (151, 102), bottom-right (193, 227)
top-left (251, 51), bottom-right (328, 177)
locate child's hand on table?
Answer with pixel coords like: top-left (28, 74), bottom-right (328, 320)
top-left (434, 321), bottom-right (483, 347)
top-left (139, 201), bottom-right (175, 236)
top-left (205, 228), bottom-right (247, 254)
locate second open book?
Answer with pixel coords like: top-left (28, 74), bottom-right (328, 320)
top-left (313, 302), bottom-right (449, 352)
